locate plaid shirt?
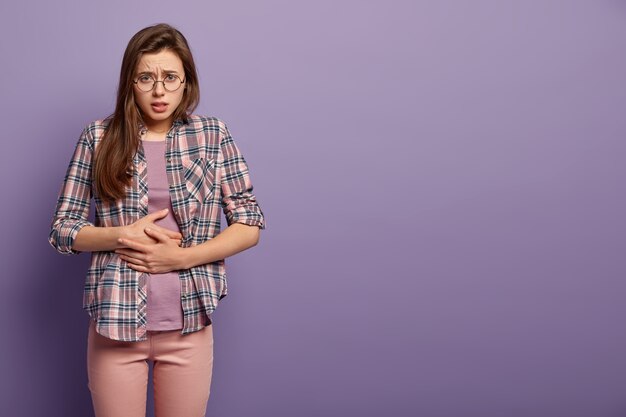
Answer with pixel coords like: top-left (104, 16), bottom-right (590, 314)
top-left (49, 114), bottom-right (266, 342)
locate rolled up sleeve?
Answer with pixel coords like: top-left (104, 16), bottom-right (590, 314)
top-left (219, 123), bottom-right (266, 229)
top-left (48, 124), bottom-right (95, 255)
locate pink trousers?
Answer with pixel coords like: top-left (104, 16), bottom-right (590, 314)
top-left (87, 320), bottom-right (214, 417)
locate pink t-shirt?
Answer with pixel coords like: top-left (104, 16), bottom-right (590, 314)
top-left (142, 139), bottom-right (184, 331)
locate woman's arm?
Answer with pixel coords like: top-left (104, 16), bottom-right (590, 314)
top-left (72, 224), bottom-right (126, 252)
top-left (48, 125), bottom-right (184, 254)
top-left (114, 222), bottom-right (259, 273)
top-left (73, 208), bottom-right (183, 252)
top-left (49, 125), bottom-right (96, 255)
top-left (180, 222), bottom-right (260, 268)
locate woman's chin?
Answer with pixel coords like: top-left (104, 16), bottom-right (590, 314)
top-left (142, 112), bottom-right (173, 126)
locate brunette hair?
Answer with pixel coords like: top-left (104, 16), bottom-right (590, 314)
top-left (94, 23), bottom-right (200, 202)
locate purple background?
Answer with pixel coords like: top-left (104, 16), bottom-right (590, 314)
top-left (1, 1), bottom-right (625, 416)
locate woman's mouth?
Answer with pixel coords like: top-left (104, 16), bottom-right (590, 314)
top-left (151, 102), bottom-right (168, 112)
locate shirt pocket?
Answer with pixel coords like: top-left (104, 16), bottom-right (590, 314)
top-left (182, 157), bottom-right (216, 203)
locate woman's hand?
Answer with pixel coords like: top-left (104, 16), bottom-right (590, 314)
top-left (115, 227), bottom-right (188, 273)
top-left (122, 208), bottom-right (183, 246)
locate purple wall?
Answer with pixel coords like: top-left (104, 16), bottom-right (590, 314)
top-left (1, 1), bottom-right (625, 416)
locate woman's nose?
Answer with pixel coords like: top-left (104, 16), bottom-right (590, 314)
top-left (153, 81), bottom-right (166, 95)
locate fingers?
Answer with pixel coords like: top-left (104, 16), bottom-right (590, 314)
top-left (115, 247), bottom-right (148, 271)
top-left (115, 248), bottom-right (146, 259)
top-left (116, 251), bottom-right (146, 265)
top-left (141, 209), bottom-right (183, 239)
top-left (117, 237), bottom-right (149, 253)
top-left (144, 208), bottom-right (170, 222)
top-left (124, 262), bottom-right (149, 273)
top-left (143, 227), bottom-right (169, 243)
top-left (151, 224), bottom-right (183, 240)
top-left (117, 252), bottom-right (150, 273)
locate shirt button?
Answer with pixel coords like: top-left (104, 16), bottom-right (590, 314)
top-left (166, 157), bottom-right (172, 162)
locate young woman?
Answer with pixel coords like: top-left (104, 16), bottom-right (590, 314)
top-left (48, 23), bottom-right (265, 417)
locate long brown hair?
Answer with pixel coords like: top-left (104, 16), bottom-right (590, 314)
top-left (94, 23), bottom-right (200, 202)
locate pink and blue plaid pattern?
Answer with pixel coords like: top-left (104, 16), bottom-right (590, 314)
top-left (49, 115), bottom-right (265, 341)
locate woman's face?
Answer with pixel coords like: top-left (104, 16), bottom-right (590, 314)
top-left (133, 49), bottom-right (186, 131)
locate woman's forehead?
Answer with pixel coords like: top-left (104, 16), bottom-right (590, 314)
top-left (135, 50), bottom-right (183, 73)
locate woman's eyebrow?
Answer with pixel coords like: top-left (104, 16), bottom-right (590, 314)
top-left (137, 69), bottom-right (180, 75)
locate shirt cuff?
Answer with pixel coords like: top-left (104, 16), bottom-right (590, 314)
top-left (49, 218), bottom-right (94, 255)
top-left (226, 208), bottom-right (266, 230)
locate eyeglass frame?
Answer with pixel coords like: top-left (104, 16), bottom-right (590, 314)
top-left (132, 73), bottom-right (186, 92)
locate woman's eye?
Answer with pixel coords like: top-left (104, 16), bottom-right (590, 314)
top-left (138, 75), bottom-right (152, 82)
top-left (165, 74), bottom-right (177, 81)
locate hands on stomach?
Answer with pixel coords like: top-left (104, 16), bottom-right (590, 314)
top-left (117, 208), bottom-right (187, 274)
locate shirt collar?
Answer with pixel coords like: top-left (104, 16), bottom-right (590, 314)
top-left (137, 114), bottom-right (189, 135)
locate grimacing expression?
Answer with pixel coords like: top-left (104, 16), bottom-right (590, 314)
top-left (133, 49), bottom-right (186, 130)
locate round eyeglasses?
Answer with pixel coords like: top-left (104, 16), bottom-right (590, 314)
top-left (133, 74), bottom-right (185, 92)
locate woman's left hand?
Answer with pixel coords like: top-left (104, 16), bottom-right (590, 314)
top-left (115, 227), bottom-right (187, 273)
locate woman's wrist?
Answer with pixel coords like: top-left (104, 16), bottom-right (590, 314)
top-left (117, 225), bottom-right (131, 243)
top-left (73, 225), bottom-right (128, 252)
top-left (179, 246), bottom-right (196, 270)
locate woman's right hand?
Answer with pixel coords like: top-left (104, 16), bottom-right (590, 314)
top-left (121, 208), bottom-right (183, 246)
